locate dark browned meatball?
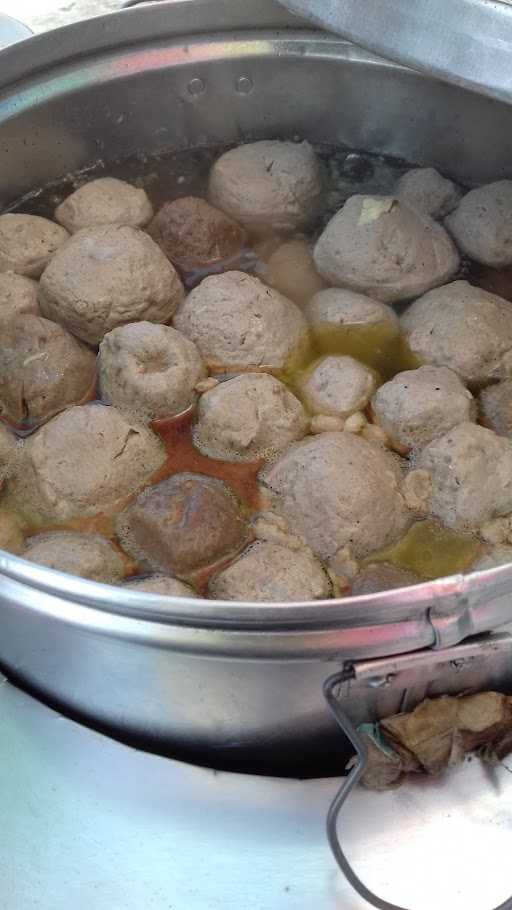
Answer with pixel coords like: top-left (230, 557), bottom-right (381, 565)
top-left (117, 473), bottom-right (250, 577)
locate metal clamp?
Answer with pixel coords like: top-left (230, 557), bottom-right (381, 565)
top-left (323, 669), bottom-right (512, 910)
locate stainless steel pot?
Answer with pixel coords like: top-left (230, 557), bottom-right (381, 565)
top-left (1, 0), bottom-right (512, 773)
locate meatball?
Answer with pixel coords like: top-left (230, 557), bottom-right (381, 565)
top-left (0, 423), bottom-right (17, 483)
top-left (314, 195), bottom-right (459, 304)
top-left (401, 281), bottom-right (512, 386)
top-left (372, 366), bottom-right (475, 450)
top-left (124, 575), bottom-right (198, 597)
top-left (173, 271), bottom-right (309, 373)
top-left (148, 196), bottom-right (247, 274)
top-left (0, 314), bottom-right (96, 427)
top-left (304, 287), bottom-right (398, 333)
top-left (0, 214), bottom-right (69, 278)
top-left (0, 272), bottom-right (40, 318)
top-left (39, 225), bottom-right (184, 345)
top-left (298, 355), bottom-right (377, 418)
top-left (208, 540), bottom-right (331, 602)
top-left (0, 508), bottom-right (24, 554)
top-left (55, 177), bottom-right (153, 234)
top-left (262, 238), bottom-right (326, 308)
top-left (395, 168), bottom-right (461, 219)
top-left (350, 563), bottom-right (421, 595)
top-left (117, 473), bottom-right (250, 577)
top-left (260, 432), bottom-right (411, 560)
top-left (208, 140), bottom-right (322, 235)
top-left (23, 531), bottom-right (125, 583)
top-left (98, 322), bottom-right (206, 422)
top-left (416, 423), bottom-right (512, 529)
top-left (9, 403), bottom-right (165, 523)
top-left (445, 180), bottom-right (512, 268)
top-left (479, 380), bottom-right (512, 437)
top-left (471, 545), bottom-right (512, 572)
top-left (193, 373), bottom-right (308, 462)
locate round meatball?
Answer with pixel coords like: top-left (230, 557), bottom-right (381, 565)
top-left (0, 423), bottom-right (17, 483)
top-left (416, 423), bottom-right (512, 529)
top-left (350, 563), bottom-right (421, 595)
top-left (193, 373), bottom-right (308, 462)
top-left (479, 380), bottom-right (512, 437)
top-left (148, 196), bottom-right (247, 274)
top-left (298, 355), bottom-right (377, 418)
top-left (304, 287), bottom-right (398, 333)
top-left (124, 575), bottom-right (198, 597)
top-left (9, 403), bottom-right (165, 523)
top-left (39, 225), bottom-right (184, 345)
top-left (260, 432), bottom-right (411, 560)
top-left (117, 473), bottom-right (250, 577)
top-left (314, 195), bottom-right (459, 304)
top-left (208, 540), bottom-right (331, 602)
top-left (55, 177), bottom-right (153, 234)
top-left (0, 314), bottom-right (96, 427)
top-left (262, 238), bottom-right (326, 308)
top-left (0, 272), bottom-right (40, 318)
top-left (23, 531), bottom-right (125, 583)
top-left (173, 271), bottom-right (309, 372)
top-left (208, 140), bottom-right (322, 235)
top-left (445, 180), bottom-right (512, 268)
top-left (98, 322), bottom-right (206, 422)
top-left (401, 281), bottom-right (512, 386)
top-left (395, 168), bottom-right (461, 219)
top-left (0, 508), bottom-right (24, 554)
top-left (372, 366), bottom-right (475, 450)
top-left (471, 545), bottom-right (512, 572)
top-left (0, 214), bottom-right (69, 278)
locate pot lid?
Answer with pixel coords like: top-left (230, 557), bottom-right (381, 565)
top-left (277, 0), bottom-right (512, 104)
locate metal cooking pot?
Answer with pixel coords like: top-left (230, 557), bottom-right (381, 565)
top-left (1, 0), bottom-right (512, 774)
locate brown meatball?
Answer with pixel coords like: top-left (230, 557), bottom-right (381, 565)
top-left (23, 530), bottom-right (125, 583)
top-left (55, 177), bottom-right (153, 234)
top-left (0, 272), bottom-right (40, 318)
top-left (350, 563), bottom-right (421, 595)
top-left (148, 196), bottom-right (247, 275)
top-left (0, 214), bottom-right (69, 278)
top-left (117, 473), bottom-right (250, 577)
top-left (0, 314), bottom-right (96, 427)
top-left (208, 541), bottom-right (332, 602)
top-left (39, 225), bottom-right (184, 345)
top-left (0, 508), bottom-right (24, 554)
top-left (124, 575), bottom-right (198, 597)
top-left (479, 380), bottom-right (512, 437)
top-left (261, 238), bottom-right (326, 308)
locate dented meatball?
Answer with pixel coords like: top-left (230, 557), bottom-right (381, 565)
top-left (0, 314), bottom-right (96, 427)
top-left (446, 180), bottom-right (512, 268)
top-left (0, 272), bottom-right (40, 318)
top-left (24, 531), bottom-right (125, 583)
top-left (173, 271), bottom-right (309, 372)
top-left (0, 214), bottom-right (69, 278)
top-left (209, 140), bottom-right (322, 235)
top-left (298, 355), bottom-right (377, 418)
top-left (304, 287), bottom-right (398, 333)
top-left (260, 432), bottom-right (410, 560)
top-left (209, 540), bottom-right (331, 602)
top-left (193, 373), bottom-right (308, 462)
top-left (395, 168), bottom-right (461, 219)
top-left (55, 177), bottom-right (153, 234)
top-left (117, 473), bottom-right (250, 577)
top-left (479, 380), bottom-right (512, 437)
top-left (124, 575), bottom-right (198, 597)
top-left (372, 366), bottom-right (475, 450)
top-left (39, 225), bottom-right (184, 345)
top-left (314, 195), bottom-right (459, 304)
top-left (350, 563), bottom-right (421, 595)
top-left (9, 403), bottom-right (165, 523)
top-left (401, 281), bottom-right (512, 386)
top-left (99, 322), bottom-right (206, 422)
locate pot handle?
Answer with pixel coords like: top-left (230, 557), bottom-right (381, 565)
top-left (323, 669), bottom-right (512, 910)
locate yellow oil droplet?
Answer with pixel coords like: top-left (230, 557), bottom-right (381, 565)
top-left (366, 520), bottom-right (483, 580)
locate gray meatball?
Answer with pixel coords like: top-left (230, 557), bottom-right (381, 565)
top-left (471, 545), bottom-right (512, 572)
top-left (208, 540), bottom-right (331, 602)
top-left (208, 140), bottom-right (322, 235)
top-left (0, 314), bottom-right (96, 427)
top-left (99, 322), bottom-right (206, 422)
top-left (55, 177), bottom-right (153, 234)
top-left (23, 531), bottom-right (125, 583)
top-left (395, 168), bottom-right (461, 219)
top-left (372, 366), bottom-right (475, 450)
top-left (416, 423), bottom-right (512, 529)
top-left (118, 473), bottom-right (250, 577)
top-left (260, 432), bottom-right (410, 560)
top-left (314, 195), bottom-right (459, 304)
top-left (0, 214), bottom-right (69, 278)
top-left (479, 380), bottom-right (512, 437)
top-left (298, 355), bottom-right (377, 418)
top-left (401, 281), bottom-right (512, 386)
top-left (39, 225), bottom-right (184, 345)
top-left (193, 373), bottom-right (308, 462)
top-left (173, 271), bottom-right (309, 372)
top-left (0, 272), bottom-right (40, 318)
top-left (0, 508), bottom-right (24, 554)
top-left (445, 180), bottom-right (512, 268)
top-left (9, 403), bottom-right (165, 523)
top-left (124, 575), bottom-right (198, 597)
top-left (304, 287), bottom-right (398, 332)
top-left (350, 563), bottom-right (421, 595)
